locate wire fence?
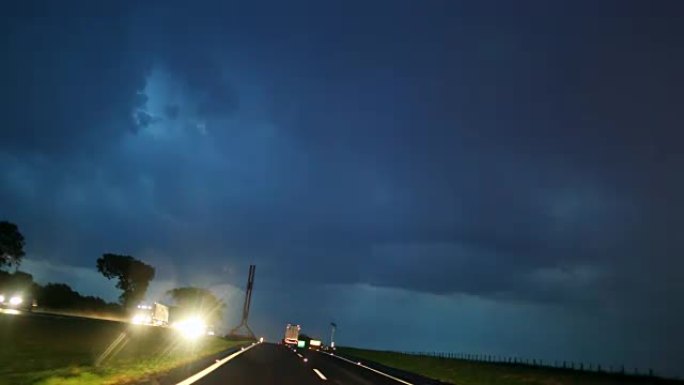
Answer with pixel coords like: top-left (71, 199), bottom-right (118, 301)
top-left (392, 350), bottom-right (656, 378)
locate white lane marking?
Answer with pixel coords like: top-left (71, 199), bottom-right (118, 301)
top-left (175, 342), bottom-right (259, 385)
top-left (313, 368), bottom-right (328, 380)
top-left (297, 353), bottom-right (303, 358)
top-left (320, 351), bottom-right (414, 385)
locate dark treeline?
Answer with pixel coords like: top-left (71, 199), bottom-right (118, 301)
top-left (0, 270), bottom-right (122, 314)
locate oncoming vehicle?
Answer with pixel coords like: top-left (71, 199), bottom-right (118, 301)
top-left (132, 302), bottom-right (169, 326)
top-left (0, 292), bottom-right (34, 312)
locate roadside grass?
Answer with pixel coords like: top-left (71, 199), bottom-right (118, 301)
top-left (0, 312), bottom-right (247, 385)
top-left (339, 347), bottom-right (683, 385)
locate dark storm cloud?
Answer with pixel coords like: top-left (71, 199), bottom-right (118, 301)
top-left (1, 0), bottom-right (683, 318)
top-left (0, 1), bottom-right (149, 154)
top-left (164, 105), bottom-right (180, 120)
top-left (197, 82), bottom-right (239, 118)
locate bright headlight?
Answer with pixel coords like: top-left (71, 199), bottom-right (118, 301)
top-left (0, 295), bottom-right (5, 303)
top-left (9, 296), bottom-right (23, 306)
top-left (132, 314), bottom-right (151, 325)
top-left (173, 317), bottom-right (206, 340)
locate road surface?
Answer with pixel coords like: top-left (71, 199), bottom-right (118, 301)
top-left (187, 343), bottom-right (418, 385)
top-left (1, 310), bottom-right (432, 384)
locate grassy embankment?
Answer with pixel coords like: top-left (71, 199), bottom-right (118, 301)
top-left (0, 312), bottom-right (248, 385)
top-left (339, 347), bottom-right (683, 385)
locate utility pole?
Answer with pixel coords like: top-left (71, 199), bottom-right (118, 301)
top-left (229, 265), bottom-right (256, 340)
top-left (330, 322), bottom-right (337, 348)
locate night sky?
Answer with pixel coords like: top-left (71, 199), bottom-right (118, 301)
top-left (2, 0), bottom-right (683, 376)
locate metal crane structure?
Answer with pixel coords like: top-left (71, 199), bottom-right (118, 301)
top-left (229, 264), bottom-right (256, 340)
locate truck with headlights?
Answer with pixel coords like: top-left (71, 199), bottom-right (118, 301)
top-left (132, 302), bottom-right (169, 326)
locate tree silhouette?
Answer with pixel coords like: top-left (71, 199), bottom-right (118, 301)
top-left (166, 286), bottom-right (226, 324)
top-left (0, 221), bottom-right (25, 268)
top-left (96, 253), bottom-right (155, 308)
top-left (38, 283), bottom-right (80, 308)
top-left (37, 282), bottom-right (122, 313)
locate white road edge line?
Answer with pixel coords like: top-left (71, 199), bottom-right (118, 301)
top-left (313, 368), bottom-right (328, 380)
top-left (175, 342), bottom-right (260, 385)
top-left (321, 352), bottom-right (414, 385)
top-left (297, 353), bottom-right (303, 358)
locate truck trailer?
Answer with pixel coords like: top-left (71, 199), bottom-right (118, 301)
top-left (132, 302), bottom-right (169, 326)
top-left (283, 323), bottom-right (301, 345)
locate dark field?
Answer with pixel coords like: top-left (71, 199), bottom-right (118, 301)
top-left (0, 311), bottom-right (245, 385)
top-left (339, 347), bottom-right (683, 385)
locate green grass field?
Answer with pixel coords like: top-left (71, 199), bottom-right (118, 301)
top-left (339, 347), bottom-right (683, 385)
top-left (0, 312), bottom-right (247, 385)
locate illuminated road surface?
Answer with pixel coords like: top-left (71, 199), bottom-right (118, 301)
top-left (181, 343), bottom-right (424, 385)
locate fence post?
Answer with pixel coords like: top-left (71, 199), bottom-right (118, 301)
top-left (621, 365), bottom-right (625, 374)
top-left (649, 369), bottom-right (653, 377)
top-left (580, 363), bottom-right (584, 371)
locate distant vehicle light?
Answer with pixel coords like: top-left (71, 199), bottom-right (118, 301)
top-left (9, 296), bottom-right (23, 306)
top-left (259, 337), bottom-right (264, 343)
top-left (0, 295), bottom-right (5, 303)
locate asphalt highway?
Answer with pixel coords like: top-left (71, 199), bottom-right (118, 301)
top-left (0, 310), bottom-right (426, 384)
top-left (190, 343), bottom-right (415, 385)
